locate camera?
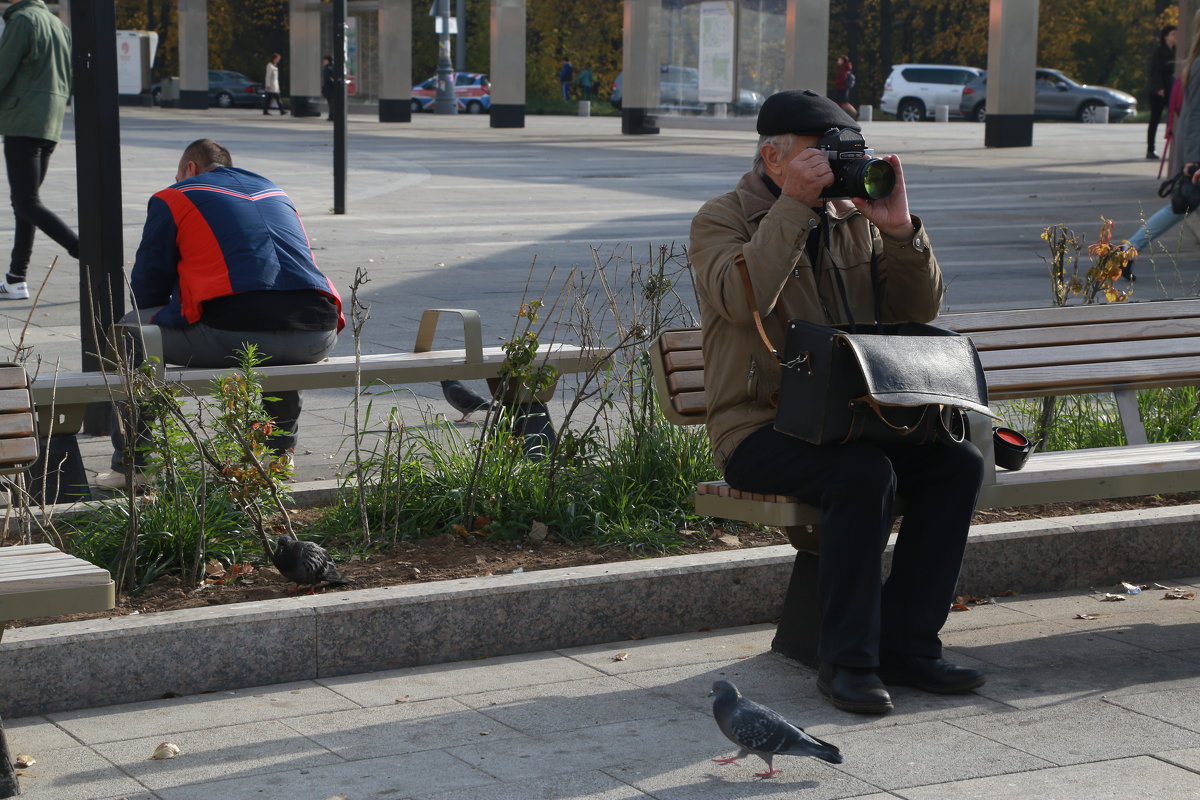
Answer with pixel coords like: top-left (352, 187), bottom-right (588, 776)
top-left (814, 127), bottom-right (895, 200)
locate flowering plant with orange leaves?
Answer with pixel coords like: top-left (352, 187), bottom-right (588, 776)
top-left (1041, 218), bottom-right (1135, 306)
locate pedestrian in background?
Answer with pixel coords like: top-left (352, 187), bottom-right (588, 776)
top-left (832, 55), bottom-right (857, 118)
top-left (0, 0), bottom-right (79, 300)
top-left (559, 59), bottom-right (574, 102)
top-left (264, 53), bottom-right (287, 116)
top-left (321, 54), bottom-right (337, 120)
top-left (578, 66), bottom-right (594, 100)
top-left (1147, 25), bottom-right (1177, 160)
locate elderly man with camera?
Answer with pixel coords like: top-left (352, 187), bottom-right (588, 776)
top-left (689, 89), bottom-right (985, 715)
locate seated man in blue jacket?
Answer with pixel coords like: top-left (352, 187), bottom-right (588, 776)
top-left (98, 138), bottom-right (344, 488)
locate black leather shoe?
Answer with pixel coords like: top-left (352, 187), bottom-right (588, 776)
top-left (817, 662), bottom-right (893, 714)
top-left (878, 654), bottom-right (986, 694)
top-left (1147, 151), bottom-right (1160, 160)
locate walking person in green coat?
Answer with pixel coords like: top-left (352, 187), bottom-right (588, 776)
top-left (0, 0), bottom-right (78, 300)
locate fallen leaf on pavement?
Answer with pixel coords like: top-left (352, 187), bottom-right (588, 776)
top-left (13, 754), bottom-right (35, 768)
top-left (1074, 613), bottom-right (1097, 620)
top-left (1163, 589), bottom-right (1196, 600)
top-left (150, 742), bottom-right (181, 759)
top-left (613, 651), bottom-right (630, 661)
top-left (1100, 593), bottom-right (1127, 602)
top-left (950, 603), bottom-right (971, 612)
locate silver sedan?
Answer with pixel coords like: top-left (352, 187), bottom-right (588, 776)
top-left (959, 68), bottom-right (1137, 123)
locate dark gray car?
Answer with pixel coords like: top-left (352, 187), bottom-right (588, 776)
top-left (959, 68), bottom-right (1137, 123)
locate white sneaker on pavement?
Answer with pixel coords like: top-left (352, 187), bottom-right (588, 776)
top-left (92, 469), bottom-right (152, 491)
top-left (0, 281), bottom-right (29, 300)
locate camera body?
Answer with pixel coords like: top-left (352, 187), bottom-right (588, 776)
top-left (814, 127), bottom-right (895, 200)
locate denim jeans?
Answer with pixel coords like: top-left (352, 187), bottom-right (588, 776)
top-left (724, 424), bottom-right (984, 668)
top-left (1128, 203), bottom-right (1185, 253)
top-left (3, 136), bottom-right (79, 279)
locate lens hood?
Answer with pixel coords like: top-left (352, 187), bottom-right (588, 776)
top-left (993, 426), bottom-right (1039, 471)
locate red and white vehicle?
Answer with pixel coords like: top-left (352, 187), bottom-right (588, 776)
top-left (411, 72), bottom-right (491, 114)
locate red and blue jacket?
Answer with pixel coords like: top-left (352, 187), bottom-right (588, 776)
top-left (130, 166), bottom-right (344, 331)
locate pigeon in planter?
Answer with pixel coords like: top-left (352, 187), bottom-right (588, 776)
top-left (271, 534), bottom-right (353, 594)
top-left (440, 380), bottom-right (495, 422)
top-left (709, 680), bottom-right (842, 778)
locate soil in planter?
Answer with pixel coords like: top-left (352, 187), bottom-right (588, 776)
top-left (5, 493), bottom-right (1198, 629)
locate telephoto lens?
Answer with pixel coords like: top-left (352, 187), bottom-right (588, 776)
top-left (848, 158), bottom-right (895, 200)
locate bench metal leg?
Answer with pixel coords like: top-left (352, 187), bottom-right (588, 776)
top-left (770, 547), bottom-right (821, 668)
top-left (0, 718), bottom-right (17, 798)
top-left (0, 627), bottom-right (16, 798)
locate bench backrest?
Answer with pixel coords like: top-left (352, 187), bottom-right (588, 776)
top-left (0, 364), bottom-right (36, 474)
top-left (650, 298), bottom-right (1200, 422)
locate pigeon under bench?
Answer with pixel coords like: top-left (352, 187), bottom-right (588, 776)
top-left (649, 298), bottom-right (1200, 667)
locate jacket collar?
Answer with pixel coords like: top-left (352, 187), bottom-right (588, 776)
top-left (4, 1), bottom-right (45, 22)
top-left (735, 171), bottom-right (857, 223)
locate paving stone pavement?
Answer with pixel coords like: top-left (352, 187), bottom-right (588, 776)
top-left (6, 579), bottom-right (1200, 799)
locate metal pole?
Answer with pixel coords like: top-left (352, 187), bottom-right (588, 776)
top-left (333, 0), bottom-right (347, 214)
top-left (435, 0), bottom-right (458, 113)
top-left (456, 0), bottom-right (466, 72)
top-left (71, 0), bottom-right (125, 433)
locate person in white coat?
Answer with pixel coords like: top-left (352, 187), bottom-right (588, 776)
top-left (263, 53), bottom-right (286, 115)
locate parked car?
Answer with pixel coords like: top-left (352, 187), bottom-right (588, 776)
top-left (610, 67), bottom-right (764, 116)
top-left (879, 64), bottom-right (984, 121)
top-left (958, 68), bottom-right (1137, 123)
top-left (151, 70), bottom-right (266, 108)
top-left (411, 72), bottom-right (491, 114)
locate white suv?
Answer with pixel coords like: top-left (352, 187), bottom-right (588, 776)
top-left (880, 64), bottom-right (983, 121)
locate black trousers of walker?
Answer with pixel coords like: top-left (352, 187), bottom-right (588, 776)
top-left (3, 135), bottom-right (79, 279)
top-left (725, 424), bottom-right (984, 669)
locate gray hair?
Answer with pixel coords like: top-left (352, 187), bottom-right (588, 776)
top-left (752, 133), bottom-right (797, 176)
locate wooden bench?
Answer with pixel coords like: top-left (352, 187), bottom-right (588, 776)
top-left (649, 297), bottom-right (1200, 664)
top-left (30, 308), bottom-right (602, 436)
top-left (0, 364), bottom-right (113, 798)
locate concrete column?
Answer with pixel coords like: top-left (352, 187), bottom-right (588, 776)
top-left (289, 0), bottom-right (322, 116)
top-left (783, 0), bottom-right (829, 93)
top-left (490, 0), bottom-right (525, 128)
top-left (177, 0), bottom-right (208, 109)
top-left (983, 0), bottom-right (1038, 147)
top-left (379, 0), bottom-right (412, 122)
top-left (621, 0), bottom-right (659, 135)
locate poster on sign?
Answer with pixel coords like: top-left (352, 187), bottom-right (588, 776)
top-left (116, 30), bottom-right (159, 96)
top-left (698, 1), bottom-right (735, 104)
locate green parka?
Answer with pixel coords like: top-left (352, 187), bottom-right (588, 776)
top-left (0, 0), bottom-right (72, 142)
top-left (689, 171), bottom-right (944, 471)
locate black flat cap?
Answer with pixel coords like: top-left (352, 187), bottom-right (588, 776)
top-left (757, 89), bottom-right (860, 136)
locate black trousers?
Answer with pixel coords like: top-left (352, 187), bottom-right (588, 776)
top-left (725, 424), bottom-right (984, 668)
top-left (3, 136), bottom-right (79, 279)
top-left (1148, 92), bottom-right (1168, 152)
top-left (263, 92), bottom-right (285, 113)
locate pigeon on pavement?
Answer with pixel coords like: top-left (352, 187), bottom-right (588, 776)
top-left (271, 534), bottom-right (353, 593)
top-left (710, 680), bottom-right (842, 778)
top-left (440, 380), bottom-right (495, 422)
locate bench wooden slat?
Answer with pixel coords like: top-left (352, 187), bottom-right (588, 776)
top-left (0, 365), bottom-right (29, 390)
top-left (977, 337), bottom-right (1200, 370)
top-left (0, 543), bottom-right (114, 622)
top-left (0, 411), bottom-right (34, 438)
top-left (667, 370), bottom-right (705, 393)
top-left (937, 299), bottom-right (1200, 332)
top-left (963, 319), bottom-right (1200, 350)
top-left (661, 330), bottom-right (703, 351)
top-left (663, 350), bottom-right (704, 372)
top-left (671, 391), bottom-right (707, 418)
top-left (985, 355), bottom-right (1200, 397)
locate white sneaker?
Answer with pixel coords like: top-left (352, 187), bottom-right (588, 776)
top-left (92, 469), bottom-right (152, 491)
top-left (0, 281), bottom-right (29, 300)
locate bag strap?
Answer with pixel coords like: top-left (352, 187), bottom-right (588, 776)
top-left (734, 253), bottom-right (781, 360)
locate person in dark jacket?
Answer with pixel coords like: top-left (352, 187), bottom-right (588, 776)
top-left (98, 139), bottom-right (344, 488)
top-left (321, 54), bottom-right (338, 120)
top-left (1147, 25), bottom-right (1177, 160)
top-left (0, 0), bottom-right (78, 300)
top-left (560, 59), bottom-right (574, 101)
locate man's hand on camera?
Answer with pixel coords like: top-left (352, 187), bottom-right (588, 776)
top-left (780, 147), bottom-right (834, 207)
top-left (1188, 162), bottom-right (1200, 184)
top-left (851, 154), bottom-right (915, 240)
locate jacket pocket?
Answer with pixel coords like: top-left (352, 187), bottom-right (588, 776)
top-left (745, 351), bottom-right (779, 406)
